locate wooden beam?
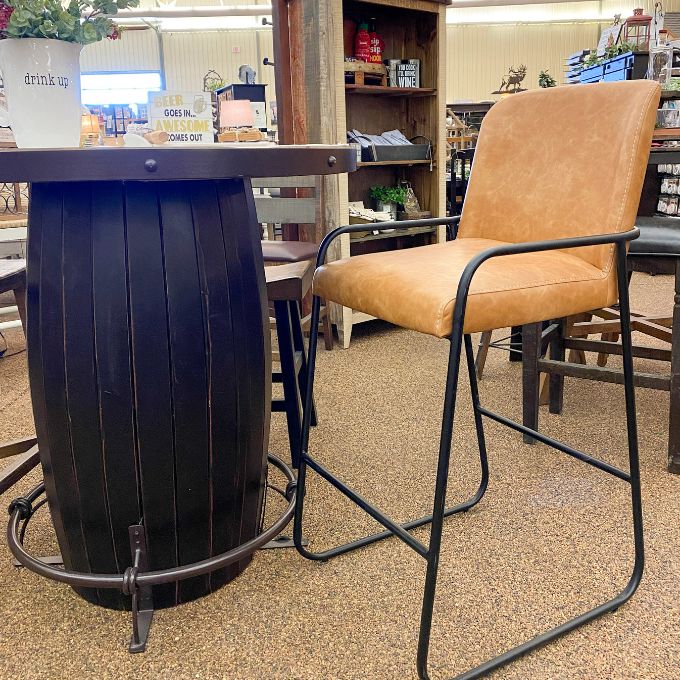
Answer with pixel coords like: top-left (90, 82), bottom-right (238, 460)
top-left (563, 338), bottom-right (672, 362)
top-left (538, 359), bottom-right (670, 391)
top-left (0, 445), bottom-right (40, 495)
top-left (0, 436), bottom-right (37, 460)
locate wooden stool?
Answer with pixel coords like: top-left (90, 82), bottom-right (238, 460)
top-left (265, 260), bottom-right (317, 466)
top-left (262, 240), bottom-right (334, 350)
top-left (0, 258), bottom-right (26, 334)
top-left (524, 216), bottom-right (680, 472)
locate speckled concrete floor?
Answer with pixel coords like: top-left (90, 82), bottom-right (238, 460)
top-left (0, 273), bottom-right (679, 680)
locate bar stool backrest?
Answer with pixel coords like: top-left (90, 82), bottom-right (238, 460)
top-left (252, 176), bottom-right (321, 226)
top-left (458, 81), bottom-right (660, 272)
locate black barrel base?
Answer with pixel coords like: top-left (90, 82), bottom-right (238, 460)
top-left (26, 180), bottom-right (271, 611)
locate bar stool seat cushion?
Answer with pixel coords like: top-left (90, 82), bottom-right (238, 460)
top-left (0, 258), bottom-right (26, 290)
top-left (632, 217), bottom-right (680, 257)
top-left (313, 237), bottom-right (617, 338)
top-left (262, 240), bottom-right (318, 263)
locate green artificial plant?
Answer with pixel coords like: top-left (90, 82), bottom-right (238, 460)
top-left (0, 0), bottom-right (139, 44)
top-left (538, 70), bottom-right (557, 88)
top-left (583, 40), bottom-right (638, 69)
top-left (369, 185), bottom-right (408, 206)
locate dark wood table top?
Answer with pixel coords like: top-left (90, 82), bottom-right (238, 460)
top-left (0, 144), bottom-right (356, 183)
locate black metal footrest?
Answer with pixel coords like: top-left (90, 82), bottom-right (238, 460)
top-left (7, 454), bottom-right (296, 654)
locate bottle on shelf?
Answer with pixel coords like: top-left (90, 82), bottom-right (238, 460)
top-left (368, 18), bottom-right (384, 64)
top-left (354, 20), bottom-right (371, 63)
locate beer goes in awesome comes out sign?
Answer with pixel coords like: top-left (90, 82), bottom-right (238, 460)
top-left (149, 92), bottom-right (214, 144)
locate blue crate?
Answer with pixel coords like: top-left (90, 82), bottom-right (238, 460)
top-left (579, 64), bottom-right (604, 82)
top-left (579, 52), bottom-right (648, 84)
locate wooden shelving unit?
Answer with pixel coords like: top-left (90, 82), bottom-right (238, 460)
top-left (653, 128), bottom-right (680, 140)
top-left (299, 0), bottom-right (448, 347)
top-left (350, 225), bottom-right (436, 243)
top-left (345, 84), bottom-right (437, 96)
top-left (357, 159), bottom-right (433, 167)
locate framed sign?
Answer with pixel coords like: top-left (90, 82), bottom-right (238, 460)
top-left (148, 91), bottom-right (214, 144)
top-left (597, 24), bottom-right (623, 56)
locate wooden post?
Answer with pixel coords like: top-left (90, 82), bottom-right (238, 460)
top-left (13, 183), bottom-right (22, 213)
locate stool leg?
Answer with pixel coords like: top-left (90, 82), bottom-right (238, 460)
top-left (13, 282), bottom-right (27, 336)
top-left (616, 242), bottom-right (644, 587)
top-left (288, 300), bottom-right (318, 427)
top-left (509, 326), bottom-right (523, 361)
top-left (417, 322), bottom-right (466, 679)
top-left (274, 300), bottom-right (302, 468)
top-left (521, 322), bottom-right (541, 444)
top-left (475, 330), bottom-right (492, 380)
top-left (668, 259), bottom-right (680, 473)
top-left (548, 319), bottom-right (565, 415)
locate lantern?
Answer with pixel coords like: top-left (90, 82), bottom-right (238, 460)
top-left (624, 8), bottom-right (653, 50)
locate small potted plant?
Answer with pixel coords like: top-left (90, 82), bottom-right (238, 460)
top-left (0, 0), bottom-right (139, 148)
top-left (369, 184), bottom-right (407, 220)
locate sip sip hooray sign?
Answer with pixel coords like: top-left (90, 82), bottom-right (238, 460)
top-left (148, 91), bottom-right (214, 144)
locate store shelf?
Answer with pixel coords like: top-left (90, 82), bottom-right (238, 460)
top-left (345, 84), bottom-right (436, 97)
top-left (349, 225), bottom-right (436, 242)
top-left (356, 159), bottom-right (432, 168)
top-left (661, 90), bottom-right (680, 100)
top-left (653, 128), bottom-right (680, 140)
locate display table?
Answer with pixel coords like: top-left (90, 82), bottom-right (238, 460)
top-left (0, 146), bottom-right (354, 618)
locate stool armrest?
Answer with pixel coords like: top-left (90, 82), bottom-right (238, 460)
top-left (450, 227), bottom-right (640, 339)
top-left (315, 216), bottom-right (460, 269)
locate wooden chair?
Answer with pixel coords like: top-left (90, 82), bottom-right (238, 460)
top-left (254, 175), bottom-right (333, 349)
top-left (0, 259), bottom-right (37, 493)
top-left (265, 260), bottom-right (316, 466)
top-left (523, 216), bottom-right (680, 472)
top-left (0, 258), bottom-right (26, 334)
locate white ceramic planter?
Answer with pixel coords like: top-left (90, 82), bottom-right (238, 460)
top-left (0, 38), bottom-right (82, 148)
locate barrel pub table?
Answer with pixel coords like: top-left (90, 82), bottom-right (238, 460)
top-left (0, 145), bottom-right (354, 650)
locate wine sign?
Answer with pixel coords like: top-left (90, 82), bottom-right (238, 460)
top-left (386, 59), bottom-right (420, 88)
top-left (148, 91), bottom-right (215, 144)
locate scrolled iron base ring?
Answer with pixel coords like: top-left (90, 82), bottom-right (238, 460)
top-left (6, 454), bottom-right (297, 652)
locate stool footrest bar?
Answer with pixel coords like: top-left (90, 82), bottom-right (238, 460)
top-left (305, 456), bottom-right (429, 558)
top-left (477, 406), bottom-right (631, 482)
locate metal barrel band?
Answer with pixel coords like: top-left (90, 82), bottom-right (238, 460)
top-left (6, 454), bottom-right (296, 652)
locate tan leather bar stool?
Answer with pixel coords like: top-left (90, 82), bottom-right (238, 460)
top-left (292, 81), bottom-right (660, 680)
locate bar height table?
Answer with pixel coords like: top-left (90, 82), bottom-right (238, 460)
top-left (0, 145), bottom-right (355, 646)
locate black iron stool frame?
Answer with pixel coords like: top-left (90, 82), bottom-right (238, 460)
top-left (293, 216), bottom-right (643, 680)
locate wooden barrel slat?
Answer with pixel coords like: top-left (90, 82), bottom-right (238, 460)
top-left (62, 185), bottom-right (120, 607)
top-left (91, 182), bottom-right (141, 605)
top-left (217, 180), bottom-right (271, 573)
top-left (158, 183), bottom-right (211, 603)
top-left (125, 183), bottom-right (179, 607)
top-left (33, 185), bottom-right (90, 579)
top-left (25, 184), bottom-right (70, 563)
top-left (189, 182), bottom-right (242, 589)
